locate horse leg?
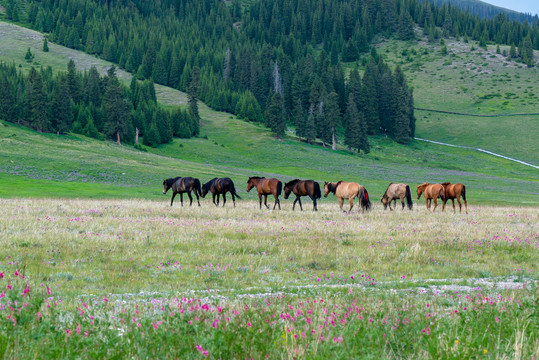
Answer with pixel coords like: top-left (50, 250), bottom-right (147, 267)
top-left (442, 199), bottom-right (446, 212)
top-left (187, 191), bottom-right (193, 206)
top-left (264, 195), bottom-right (269, 209)
top-left (273, 195), bottom-right (280, 210)
top-left (433, 198), bottom-right (438, 212)
top-left (170, 193), bottom-right (176, 207)
top-left (457, 198), bottom-right (462, 213)
top-left (463, 197), bottom-right (468, 214)
top-left (298, 197), bottom-right (303, 211)
top-left (401, 197), bottom-right (405, 210)
top-left (232, 193), bottom-right (236, 208)
top-left (312, 197), bottom-right (317, 211)
top-left (349, 197), bottom-right (354, 213)
top-left (212, 194), bottom-right (217, 206)
top-left (338, 197), bottom-right (345, 212)
top-left (388, 199), bottom-right (393, 211)
top-left (258, 194), bottom-right (262, 209)
top-left (426, 198), bottom-right (430, 211)
top-left (216, 194), bottom-right (220, 206)
top-left (195, 190), bottom-right (200, 207)
top-left (452, 199), bottom-right (456, 213)
top-left (180, 193), bottom-right (184, 206)
top-left (222, 193), bottom-right (227, 207)
top-left (292, 198), bottom-right (297, 211)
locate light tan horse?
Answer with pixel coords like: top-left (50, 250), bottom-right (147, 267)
top-left (246, 176), bottom-right (282, 210)
top-left (441, 182), bottom-right (468, 214)
top-left (381, 183), bottom-right (413, 210)
top-left (416, 183), bottom-right (445, 212)
top-left (324, 181), bottom-right (371, 213)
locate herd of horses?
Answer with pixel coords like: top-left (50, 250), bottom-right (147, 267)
top-left (162, 176), bottom-right (468, 214)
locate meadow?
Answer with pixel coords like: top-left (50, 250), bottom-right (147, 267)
top-left (0, 198), bottom-right (537, 358)
top-left (0, 18), bottom-right (538, 359)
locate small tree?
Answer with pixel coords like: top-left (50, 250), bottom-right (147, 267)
top-left (43, 38), bottom-right (49, 52)
top-left (25, 48), bottom-right (34, 62)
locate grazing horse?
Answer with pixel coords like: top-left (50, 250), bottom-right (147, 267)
top-left (381, 183), bottom-right (413, 211)
top-left (201, 177), bottom-right (241, 207)
top-left (441, 182), bottom-right (468, 214)
top-left (283, 179), bottom-right (321, 211)
top-left (416, 183), bottom-right (445, 212)
top-left (324, 181), bottom-right (371, 213)
top-left (246, 177), bottom-right (282, 210)
top-left (162, 177), bottom-right (202, 207)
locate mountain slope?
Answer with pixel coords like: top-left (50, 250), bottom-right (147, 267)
top-left (0, 22), bottom-right (537, 205)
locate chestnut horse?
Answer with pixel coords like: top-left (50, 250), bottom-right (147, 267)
top-left (246, 177), bottom-right (282, 210)
top-left (441, 182), bottom-right (468, 214)
top-left (162, 177), bottom-right (202, 207)
top-left (201, 177), bottom-right (241, 207)
top-left (324, 181), bottom-right (371, 213)
top-left (283, 179), bottom-right (321, 211)
top-left (416, 183), bottom-right (445, 212)
top-left (381, 183), bottom-right (413, 210)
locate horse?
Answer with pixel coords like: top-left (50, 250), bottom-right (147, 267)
top-left (283, 179), bottom-right (321, 211)
top-left (416, 183), bottom-right (445, 212)
top-left (441, 182), bottom-right (468, 214)
top-left (162, 177), bottom-right (202, 207)
top-left (381, 183), bottom-right (413, 211)
top-left (324, 181), bottom-right (371, 213)
top-left (201, 177), bottom-right (241, 207)
top-left (246, 177), bottom-right (282, 210)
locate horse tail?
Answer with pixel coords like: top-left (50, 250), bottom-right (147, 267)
top-left (230, 182), bottom-right (241, 199)
top-left (195, 179), bottom-right (202, 197)
top-left (276, 181), bottom-right (282, 197)
top-left (462, 185), bottom-right (466, 201)
top-left (314, 182), bottom-right (321, 199)
top-left (361, 188), bottom-right (372, 212)
top-left (405, 185), bottom-right (413, 210)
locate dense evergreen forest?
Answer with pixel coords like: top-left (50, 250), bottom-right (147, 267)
top-left (0, 61), bottom-right (199, 145)
top-left (428, 0), bottom-right (539, 23)
top-left (2, 0), bottom-right (538, 149)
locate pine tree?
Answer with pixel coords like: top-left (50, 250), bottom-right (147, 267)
top-left (103, 66), bottom-right (132, 144)
top-left (51, 77), bottom-right (72, 134)
top-left (25, 48), bottom-right (34, 62)
top-left (344, 94), bottom-right (360, 151)
top-left (292, 98), bottom-right (306, 140)
top-left (265, 92), bottom-right (285, 138)
top-left (67, 59), bottom-right (82, 103)
top-left (43, 38), bottom-right (49, 52)
top-left (187, 66), bottom-right (200, 135)
top-left (397, 10), bottom-right (415, 40)
top-left (304, 106), bottom-right (316, 144)
top-left (361, 59), bottom-right (380, 135)
top-left (154, 107), bottom-right (173, 144)
top-left (143, 122), bottom-right (161, 147)
top-left (25, 67), bottom-right (49, 132)
top-left (324, 92), bottom-right (341, 150)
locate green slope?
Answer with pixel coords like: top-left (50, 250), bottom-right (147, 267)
top-left (0, 21), bottom-right (537, 205)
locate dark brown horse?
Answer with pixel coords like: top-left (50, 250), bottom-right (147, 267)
top-left (441, 182), bottom-right (468, 214)
top-left (201, 177), bottom-right (241, 207)
top-left (416, 183), bottom-right (445, 212)
top-left (283, 179), bottom-right (321, 211)
top-left (162, 177), bottom-right (202, 207)
top-left (324, 181), bottom-right (371, 213)
top-left (246, 177), bottom-right (282, 210)
top-left (381, 183), bottom-right (413, 210)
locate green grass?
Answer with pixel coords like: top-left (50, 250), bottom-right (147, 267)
top-left (0, 198), bottom-right (537, 358)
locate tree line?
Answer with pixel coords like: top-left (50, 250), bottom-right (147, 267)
top-left (0, 61), bottom-right (199, 146)
top-left (3, 0), bottom-right (538, 149)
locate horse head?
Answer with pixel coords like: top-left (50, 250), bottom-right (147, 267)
top-left (381, 194), bottom-right (389, 209)
top-left (163, 179), bottom-right (171, 194)
top-left (283, 184), bottom-right (292, 199)
top-left (323, 182), bottom-right (330, 197)
top-left (246, 177), bottom-right (256, 192)
top-left (416, 183), bottom-right (428, 199)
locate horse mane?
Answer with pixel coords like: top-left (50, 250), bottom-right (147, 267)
top-left (417, 182), bottom-right (430, 189)
top-left (164, 177), bottom-right (181, 186)
top-left (383, 182), bottom-right (394, 197)
top-left (249, 176), bottom-right (265, 180)
top-left (285, 179), bottom-right (300, 187)
top-left (440, 182), bottom-right (452, 186)
top-left (204, 177), bottom-right (218, 188)
top-left (327, 181), bottom-right (342, 194)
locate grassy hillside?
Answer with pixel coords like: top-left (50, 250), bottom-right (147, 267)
top-left (375, 38), bottom-right (539, 165)
top-left (0, 20), bottom-right (537, 205)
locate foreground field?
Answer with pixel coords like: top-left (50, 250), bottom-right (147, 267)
top-left (0, 198), bottom-right (537, 358)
